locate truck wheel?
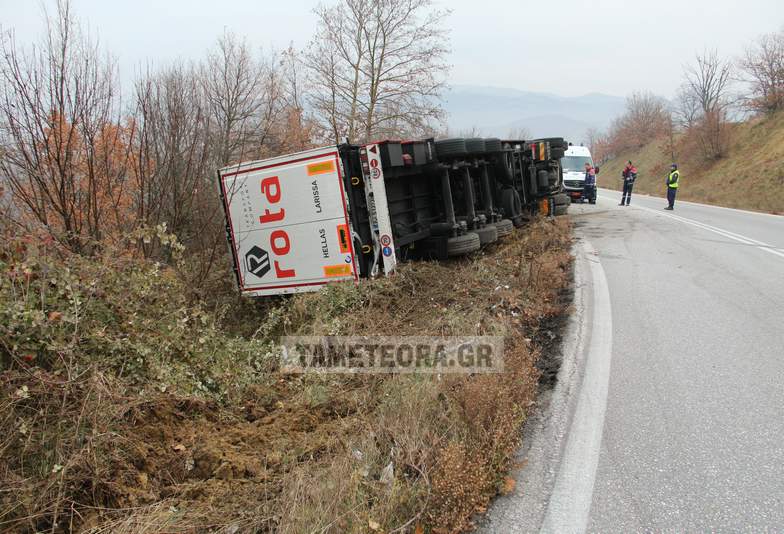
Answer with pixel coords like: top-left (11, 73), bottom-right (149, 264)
top-left (484, 138), bottom-right (502, 152)
top-left (554, 204), bottom-right (569, 216)
top-left (501, 188), bottom-right (522, 219)
top-left (538, 137), bottom-right (568, 149)
top-left (475, 224), bottom-right (498, 245)
top-left (554, 193), bottom-right (570, 206)
top-left (447, 232), bottom-right (481, 256)
top-left (495, 218), bottom-right (514, 237)
top-left (551, 147), bottom-right (565, 159)
top-left (465, 138), bottom-right (486, 154)
top-left (435, 138), bottom-right (467, 159)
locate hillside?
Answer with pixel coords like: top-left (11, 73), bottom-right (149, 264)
top-left (598, 111), bottom-right (784, 214)
top-left (444, 85), bottom-right (625, 143)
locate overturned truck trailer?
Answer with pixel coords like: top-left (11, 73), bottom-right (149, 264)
top-left (218, 136), bottom-right (570, 297)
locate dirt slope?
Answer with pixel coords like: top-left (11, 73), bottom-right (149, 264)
top-left (598, 111), bottom-right (784, 214)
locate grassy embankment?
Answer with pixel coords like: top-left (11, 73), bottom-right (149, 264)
top-left (1, 218), bottom-right (572, 533)
top-left (598, 111), bottom-right (784, 214)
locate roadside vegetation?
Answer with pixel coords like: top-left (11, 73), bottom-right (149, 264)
top-left (0, 217), bottom-right (572, 533)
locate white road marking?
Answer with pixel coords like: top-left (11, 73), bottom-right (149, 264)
top-left (630, 204), bottom-right (784, 260)
top-left (596, 188), bottom-right (782, 219)
top-left (541, 239), bottom-right (614, 534)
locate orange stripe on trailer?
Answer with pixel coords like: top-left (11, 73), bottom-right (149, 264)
top-left (539, 143), bottom-right (546, 161)
top-left (337, 224), bottom-right (351, 254)
top-left (307, 160), bottom-right (336, 176)
top-left (323, 264), bottom-right (352, 277)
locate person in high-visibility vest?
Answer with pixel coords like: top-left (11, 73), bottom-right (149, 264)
top-left (665, 163), bottom-right (679, 210)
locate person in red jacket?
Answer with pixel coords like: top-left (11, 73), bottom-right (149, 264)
top-left (583, 162), bottom-right (597, 204)
top-left (620, 161), bottom-right (637, 206)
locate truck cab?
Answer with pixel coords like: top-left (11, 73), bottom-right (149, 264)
top-left (561, 145), bottom-right (594, 202)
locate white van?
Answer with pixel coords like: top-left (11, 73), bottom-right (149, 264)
top-left (560, 145), bottom-right (594, 203)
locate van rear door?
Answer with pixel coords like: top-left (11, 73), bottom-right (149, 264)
top-left (218, 146), bottom-right (358, 296)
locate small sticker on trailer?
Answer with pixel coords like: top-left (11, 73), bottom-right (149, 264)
top-left (218, 147), bottom-right (358, 296)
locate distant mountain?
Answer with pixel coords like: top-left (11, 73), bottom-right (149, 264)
top-left (442, 85), bottom-right (626, 145)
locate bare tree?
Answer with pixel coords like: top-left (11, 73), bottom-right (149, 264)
top-left (306, 0), bottom-right (450, 143)
top-left (0, 0), bottom-right (130, 253)
top-left (673, 83), bottom-right (701, 129)
top-left (130, 64), bottom-right (213, 250)
top-left (591, 131), bottom-right (614, 164)
top-left (201, 31), bottom-right (284, 166)
top-left (506, 126), bottom-right (531, 140)
top-left (622, 91), bottom-right (671, 148)
top-left (684, 50), bottom-right (733, 116)
top-left (457, 125), bottom-right (484, 137)
top-left (278, 44), bottom-right (316, 152)
top-left (601, 91), bottom-right (670, 156)
top-left (583, 127), bottom-right (600, 154)
top-left (737, 29), bottom-right (784, 114)
top-left (660, 112), bottom-right (678, 163)
top-left (682, 49), bottom-right (733, 159)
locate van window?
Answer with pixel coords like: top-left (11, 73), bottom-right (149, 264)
top-left (561, 156), bottom-right (593, 172)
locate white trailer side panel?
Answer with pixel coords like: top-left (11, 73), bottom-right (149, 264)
top-left (219, 147), bottom-right (358, 296)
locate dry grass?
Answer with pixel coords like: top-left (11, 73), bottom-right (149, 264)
top-left (1, 218), bottom-right (573, 533)
top-left (598, 111), bottom-right (784, 213)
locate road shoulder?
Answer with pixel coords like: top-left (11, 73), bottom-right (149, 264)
top-left (478, 238), bottom-right (614, 533)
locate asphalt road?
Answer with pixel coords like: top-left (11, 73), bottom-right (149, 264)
top-left (480, 189), bottom-right (784, 532)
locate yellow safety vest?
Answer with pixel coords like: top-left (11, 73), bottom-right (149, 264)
top-left (668, 170), bottom-right (680, 189)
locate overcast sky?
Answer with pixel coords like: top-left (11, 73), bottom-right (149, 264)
top-left (2, 0), bottom-right (782, 99)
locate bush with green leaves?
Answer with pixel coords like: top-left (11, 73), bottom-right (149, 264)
top-left (0, 237), bottom-right (277, 401)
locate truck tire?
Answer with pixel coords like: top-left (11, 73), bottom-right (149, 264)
top-left (447, 232), bottom-right (481, 256)
top-left (554, 204), bottom-right (569, 216)
top-left (475, 224), bottom-right (498, 245)
top-left (465, 138), bottom-right (486, 154)
top-left (551, 147), bottom-right (565, 159)
top-left (484, 138), bottom-right (503, 153)
top-left (554, 193), bottom-right (570, 206)
top-left (495, 218), bottom-right (514, 237)
top-left (501, 188), bottom-right (522, 219)
top-left (435, 138), bottom-right (467, 159)
top-left (538, 137), bottom-right (568, 149)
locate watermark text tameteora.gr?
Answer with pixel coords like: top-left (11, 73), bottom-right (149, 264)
top-left (280, 336), bottom-right (504, 374)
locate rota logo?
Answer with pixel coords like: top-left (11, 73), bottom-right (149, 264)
top-left (257, 175), bottom-right (296, 279)
top-left (245, 246), bottom-right (271, 278)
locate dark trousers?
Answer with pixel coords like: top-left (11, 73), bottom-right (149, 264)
top-left (621, 181), bottom-right (634, 204)
top-left (583, 184), bottom-right (596, 202)
top-left (667, 187), bottom-right (677, 208)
